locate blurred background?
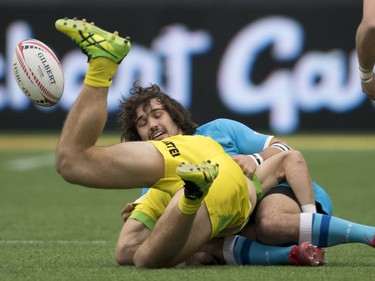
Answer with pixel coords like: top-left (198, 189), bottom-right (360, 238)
top-left (0, 0), bottom-right (373, 135)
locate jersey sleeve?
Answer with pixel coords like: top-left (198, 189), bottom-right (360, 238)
top-left (195, 118), bottom-right (273, 155)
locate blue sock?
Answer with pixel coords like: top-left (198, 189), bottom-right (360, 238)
top-left (307, 213), bottom-right (375, 247)
top-left (228, 235), bottom-right (294, 265)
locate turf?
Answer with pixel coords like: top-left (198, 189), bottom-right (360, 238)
top-left (0, 134), bottom-right (375, 281)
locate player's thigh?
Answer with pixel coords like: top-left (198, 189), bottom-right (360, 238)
top-left (256, 188), bottom-right (301, 220)
top-left (166, 191), bottom-right (212, 262)
top-left (80, 141), bottom-right (165, 188)
top-left (254, 188), bottom-right (301, 244)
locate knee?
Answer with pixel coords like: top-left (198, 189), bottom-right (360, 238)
top-left (284, 150), bottom-right (306, 168)
top-left (55, 148), bottom-right (81, 184)
top-left (285, 150), bottom-right (304, 162)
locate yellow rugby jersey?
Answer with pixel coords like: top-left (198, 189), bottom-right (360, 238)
top-left (139, 134), bottom-right (252, 237)
top-left (149, 134), bottom-right (226, 195)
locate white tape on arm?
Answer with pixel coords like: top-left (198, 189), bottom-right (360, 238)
top-left (359, 66), bottom-right (374, 83)
top-left (247, 153), bottom-right (264, 166)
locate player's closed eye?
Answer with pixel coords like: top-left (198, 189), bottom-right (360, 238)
top-left (152, 109), bottom-right (163, 119)
top-left (137, 120), bottom-right (147, 127)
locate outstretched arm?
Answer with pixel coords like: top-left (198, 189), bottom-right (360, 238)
top-left (356, 0), bottom-right (375, 100)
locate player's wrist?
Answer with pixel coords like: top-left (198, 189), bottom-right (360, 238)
top-left (247, 153), bottom-right (264, 166)
top-left (359, 66), bottom-right (374, 83)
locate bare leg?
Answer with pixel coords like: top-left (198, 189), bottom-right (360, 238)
top-left (54, 18), bottom-right (163, 189)
top-left (133, 190), bottom-right (212, 268)
top-left (56, 85), bottom-right (108, 159)
top-left (55, 84), bottom-right (165, 189)
top-left (254, 193), bottom-right (301, 245)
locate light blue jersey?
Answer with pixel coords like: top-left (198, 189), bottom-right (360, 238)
top-left (195, 118), bottom-right (273, 156)
top-left (197, 119), bottom-right (332, 215)
top-left (142, 118), bottom-right (333, 215)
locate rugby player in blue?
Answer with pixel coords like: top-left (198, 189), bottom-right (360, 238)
top-left (196, 118), bottom-right (332, 216)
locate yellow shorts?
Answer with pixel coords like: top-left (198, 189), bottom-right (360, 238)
top-left (130, 134), bottom-right (251, 238)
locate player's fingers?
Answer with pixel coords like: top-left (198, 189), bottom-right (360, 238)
top-left (120, 203), bottom-right (136, 221)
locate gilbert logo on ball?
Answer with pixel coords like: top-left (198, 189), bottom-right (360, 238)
top-left (12, 38), bottom-right (64, 107)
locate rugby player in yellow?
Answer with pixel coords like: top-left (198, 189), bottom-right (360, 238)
top-left (55, 18), bottom-right (320, 268)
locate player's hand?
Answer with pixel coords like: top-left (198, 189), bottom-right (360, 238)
top-left (121, 203), bottom-right (136, 222)
top-left (232, 154), bottom-right (257, 178)
top-left (361, 78), bottom-right (375, 100)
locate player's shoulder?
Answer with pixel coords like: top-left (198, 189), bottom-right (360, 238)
top-left (197, 119), bottom-right (250, 136)
top-left (202, 118), bottom-right (242, 128)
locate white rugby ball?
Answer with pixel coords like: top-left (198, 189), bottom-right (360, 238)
top-left (12, 38), bottom-right (64, 107)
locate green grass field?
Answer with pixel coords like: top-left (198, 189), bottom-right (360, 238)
top-left (1, 134), bottom-right (375, 280)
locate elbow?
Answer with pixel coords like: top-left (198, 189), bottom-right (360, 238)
top-left (361, 16), bottom-right (375, 30)
top-left (358, 19), bottom-right (375, 40)
top-left (115, 251), bottom-right (134, 267)
top-left (115, 242), bottom-right (140, 267)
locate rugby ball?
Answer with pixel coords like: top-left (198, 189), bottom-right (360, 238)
top-left (12, 38), bottom-right (64, 107)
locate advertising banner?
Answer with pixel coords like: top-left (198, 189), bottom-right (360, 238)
top-left (0, 1), bottom-right (372, 134)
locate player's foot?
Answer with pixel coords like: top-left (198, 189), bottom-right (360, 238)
top-left (176, 160), bottom-right (219, 200)
top-left (370, 234), bottom-right (375, 247)
top-left (55, 17), bottom-right (131, 63)
top-left (289, 242), bottom-right (326, 266)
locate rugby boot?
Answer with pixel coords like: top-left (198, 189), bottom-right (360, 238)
top-left (176, 160), bottom-right (219, 200)
top-left (55, 17), bottom-right (131, 63)
top-left (289, 241), bottom-right (326, 266)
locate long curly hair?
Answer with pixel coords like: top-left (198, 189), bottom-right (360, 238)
top-left (118, 83), bottom-right (198, 141)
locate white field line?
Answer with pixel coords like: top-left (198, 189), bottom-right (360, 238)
top-left (6, 153), bottom-right (55, 171)
top-left (0, 240), bottom-right (108, 244)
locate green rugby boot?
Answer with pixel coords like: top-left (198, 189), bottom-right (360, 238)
top-left (55, 17), bottom-right (131, 63)
top-left (176, 160), bottom-right (219, 200)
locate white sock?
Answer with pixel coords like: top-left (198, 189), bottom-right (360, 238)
top-left (299, 213), bottom-right (313, 244)
top-left (301, 204), bottom-right (317, 213)
top-left (222, 235), bottom-right (239, 265)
